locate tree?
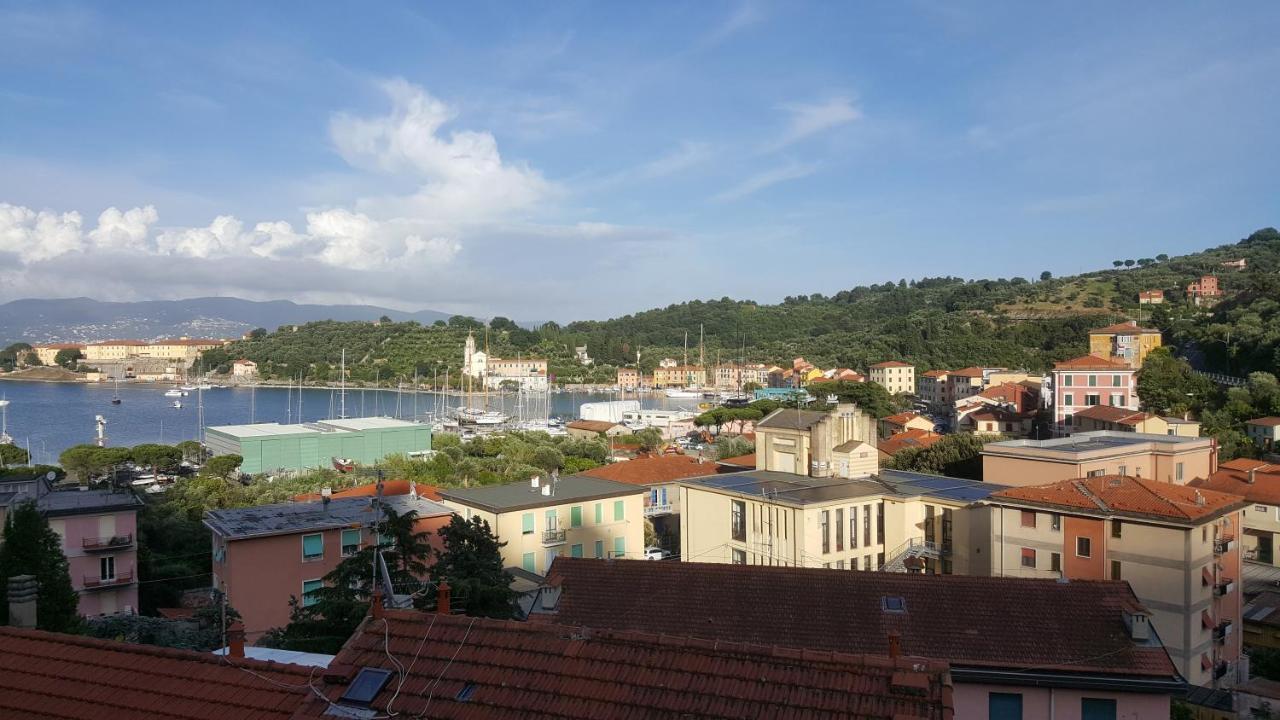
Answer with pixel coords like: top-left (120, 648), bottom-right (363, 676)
top-left (1039, 271), bottom-right (1052, 281)
top-left (53, 348), bottom-right (84, 368)
top-left (422, 514), bottom-right (514, 619)
top-left (176, 440), bottom-right (203, 463)
top-left (714, 435), bottom-right (754, 460)
top-left (1135, 347), bottom-right (1213, 416)
top-left (1136, 258), bottom-right (1154, 267)
top-left (817, 381), bottom-right (897, 418)
top-left (0, 501), bottom-right (81, 632)
top-left (885, 434), bottom-right (992, 480)
top-left (0, 443), bottom-right (29, 466)
top-left (203, 454), bottom-right (242, 480)
top-left (1123, 259), bottom-right (1135, 268)
top-left (634, 427), bottom-right (664, 453)
top-left (1155, 253), bottom-right (1169, 262)
top-left (131, 444), bottom-right (183, 479)
top-left (1113, 260), bottom-right (1124, 268)
top-left (248, 327), bottom-right (268, 340)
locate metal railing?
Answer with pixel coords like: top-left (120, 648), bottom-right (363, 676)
top-left (1213, 620), bottom-right (1233, 642)
top-left (1214, 579), bottom-right (1235, 598)
top-left (82, 570), bottom-right (135, 589)
top-left (644, 503), bottom-right (673, 517)
top-left (1214, 536), bottom-right (1236, 556)
top-left (541, 529), bottom-right (566, 545)
top-left (82, 534), bottom-right (134, 551)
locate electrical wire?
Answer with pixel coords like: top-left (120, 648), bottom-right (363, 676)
top-left (415, 617), bottom-right (476, 718)
top-left (385, 613), bottom-right (439, 716)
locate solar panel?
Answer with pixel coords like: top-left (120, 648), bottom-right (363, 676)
top-left (1246, 606), bottom-right (1276, 622)
top-left (340, 668), bottom-right (393, 705)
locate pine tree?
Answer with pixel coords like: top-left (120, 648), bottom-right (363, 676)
top-left (422, 515), bottom-right (514, 619)
top-left (0, 501), bottom-right (82, 632)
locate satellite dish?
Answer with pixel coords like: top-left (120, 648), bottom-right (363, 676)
top-left (45, 471), bottom-right (56, 482)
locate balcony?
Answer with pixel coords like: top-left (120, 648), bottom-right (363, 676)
top-left (1213, 620), bottom-right (1233, 643)
top-left (82, 571), bottom-right (135, 590)
top-left (1214, 579), bottom-right (1236, 598)
top-left (541, 529), bottom-right (566, 546)
top-left (1214, 536), bottom-right (1236, 556)
top-left (644, 503), bottom-right (673, 517)
top-left (82, 534), bottom-right (134, 552)
top-left (1214, 661), bottom-right (1232, 680)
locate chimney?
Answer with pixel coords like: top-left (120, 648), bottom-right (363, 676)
top-left (321, 487), bottom-right (331, 508)
top-left (227, 621), bottom-right (246, 658)
top-left (1122, 608), bottom-right (1151, 642)
top-left (7, 575), bottom-right (37, 628)
top-left (1249, 469), bottom-right (1257, 485)
top-left (437, 581), bottom-right (451, 615)
top-left (887, 631), bottom-right (902, 659)
top-left (371, 589), bottom-right (384, 620)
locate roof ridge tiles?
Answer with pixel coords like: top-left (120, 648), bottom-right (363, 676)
top-left (1073, 479), bottom-right (1111, 512)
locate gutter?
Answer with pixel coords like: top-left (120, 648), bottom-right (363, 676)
top-left (951, 667), bottom-right (1187, 694)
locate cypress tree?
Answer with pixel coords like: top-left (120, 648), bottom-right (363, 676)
top-left (0, 501), bottom-right (82, 632)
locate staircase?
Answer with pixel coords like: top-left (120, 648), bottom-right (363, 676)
top-left (879, 538), bottom-right (941, 573)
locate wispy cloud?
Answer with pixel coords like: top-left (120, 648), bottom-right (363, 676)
top-left (712, 161), bottom-right (819, 202)
top-left (701, 1), bottom-right (764, 47)
top-left (638, 141), bottom-right (712, 180)
top-left (769, 96), bottom-right (862, 150)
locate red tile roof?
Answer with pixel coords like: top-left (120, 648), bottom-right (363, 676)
top-left (292, 609), bottom-right (955, 719)
top-left (949, 367), bottom-right (985, 378)
top-left (992, 476), bottom-right (1244, 524)
top-left (882, 411), bottom-right (926, 427)
top-left (922, 370), bottom-right (949, 378)
top-left (1053, 354), bottom-right (1133, 371)
top-left (544, 558), bottom-right (1178, 680)
top-left (88, 339), bottom-right (149, 346)
top-left (293, 479), bottom-right (442, 502)
top-left (564, 420), bottom-right (621, 433)
top-left (975, 382), bottom-right (1039, 412)
top-left (577, 454), bottom-right (733, 485)
top-left (870, 360), bottom-right (913, 369)
top-left (877, 429), bottom-right (944, 456)
top-left (1090, 321), bottom-right (1161, 335)
top-left (1071, 404), bottom-right (1154, 426)
top-left (1191, 463), bottom-right (1280, 506)
top-left (0, 627), bottom-right (311, 719)
top-left (715, 453), bottom-right (757, 469)
top-left (1248, 417), bottom-right (1280, 427)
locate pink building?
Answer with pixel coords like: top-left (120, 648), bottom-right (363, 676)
top-left (206, 493), bottom-right (453, 640)
top-left (0, 481), bottom-right (144, 617)
top-left (1051, 354), bottom-right (1137, 430)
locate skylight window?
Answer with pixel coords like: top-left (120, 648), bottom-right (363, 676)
top-left (882, 596), bottom-right (907, 613)
top-left (340, 668), bottom-right (393, 706)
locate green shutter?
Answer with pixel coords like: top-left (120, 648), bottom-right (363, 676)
top-left (613, 500), bottom-right (624, 521)
top-left (522, 552), bottom-right (535, 572)
top-left (302, 534), bottom-right (323, 559)
top-left (614, 536), bottom-right (625, 558)
top-left (594, 503), bottom-right (602, 524)
top-left (571, 544), bottom-right (583, 558)
top-left (545, 509), bottom-right (556, 529)
top-left (302, 580), bottom-right (323, 607)
top-left (571, 506), bottom-right (582, 528)
top-left (522, 513), bottom-right (534, 534)
top-left (340, 529), bottom-right (361, 555)
top-left (594, 540), bottom-right (604, 558)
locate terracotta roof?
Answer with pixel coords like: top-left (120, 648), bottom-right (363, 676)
top-left (715, 453), bottom-right (757, 469)
top-left (1090, 321), bottom-right (1161, 335)
top-left (545, 558), bottom-right (1178, 680)
top-left (870, 360), bottom-right (913, 369)
top-left (577, 454), bottom-right (733, 485)
top-left (564, 420), bottom-right (621, 433)
top-left (964, 407), bottom-right (1024, 423)
top-left (922, 370), bottom-right (949, 378)
top-left (1053, 354), bottom-right (1133, 371)
top-left (1248, 417), bottom-right (1280, 427)
top-left (292, 609), bottom-right (954, 719)
top-left (1190, 464), bottom-right (1280, 506)
top-left (87, 339), bottom-right (149, 346)
top-left (949, 367), bottom-right (985, 378)
top-left (992, 476), bottom-right (1244, 524)
top-left (154, 338), bottom-right (224, 345)
top-left (293, 479), bottom-right (442, 502)
top-left (0, 626), bottom-right (311, 719)
top-left (882, 411), bottom-right (925, 427)
top-left (33, 343), bottom-right (85, 350)
top-left (1071, 405), bottom-right (1154, 426)
top-left (975, 382), bottom-right (1039, 412)
top-left (877, 429), bottom-right (944, 456)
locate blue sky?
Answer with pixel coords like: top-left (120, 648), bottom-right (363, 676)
top-left (1, 2), bottom-right (1277, 320)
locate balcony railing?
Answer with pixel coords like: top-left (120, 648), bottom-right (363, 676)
top-left (82, 571), bottom-right (135, 589)
top-left (82, 534), bottom-right (134, 551)
top-left (1214, 536), bottom-right (1236, 556)
top-left (541, 529), bottom-right (566, 546)
top-left (1213, 620), bottom-right (1233, 643)
top-left (1214, 579), bottom-right (1236, 598)
top-left (644, 503), bottom-right (673, 517)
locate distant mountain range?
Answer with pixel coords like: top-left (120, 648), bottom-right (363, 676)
top-left (0, 297), bottom-right (455, 344)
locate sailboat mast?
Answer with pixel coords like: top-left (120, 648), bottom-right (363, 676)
top-left (339, 349), bottom-right (347, 419)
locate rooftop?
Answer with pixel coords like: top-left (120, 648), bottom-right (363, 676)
top-left (1190, 462), bottom-right (1280, 506)
top-left (563, 419), bottom-right (620, 433)
top-left (438, 475), bottom-right (642, 513)
top-left (1243, 591), bottom-right (1280, 629)
top-left (293, 479), bottom-right (443, 502)
top-left (206, 417), bottom-right (424, 438)
top-left (1090, 321), bottom-right (1161, 335)
top-left (922, 369), bottom-right (949, 378)
top-left (877, 429), bottom-right (944, 456)
top-left (204, 494), bottom-right (451, 540)
top-left (991, 475), bottom-right (1244, 524)
top-left (35, 486), bottom-right (144, 517)
top-left (882, 411), bottom-right (925, 426)
top-left (756, 408), bottom-right (829, 430)
top-left (1249, 417), bottom-right (1280, 427)
top-left (544, 558), bottom-right (1179, 683)
top-left (949, 367), bottom-right (985, 378)
top-left (982, 430), bottom-right (1209, 458)
top-left (0, 626), bottom-right (311, 719)
top-left (576, 453), bottom-right (736, 486)
top-left (714, 452), bottom-right (757, 469)
top-left (682, 471), bottom-right (895, 506)
top-left (292, 609), bottom-right (954, 720)
top-left (1052, 354), bottom-right (1133, 371)
top-left (876, 469), bottom-right (1010, 503)
top-left (1067, 404), bottom-right (1154, 426)
top-left (870, 360), bottom-right (913, 368)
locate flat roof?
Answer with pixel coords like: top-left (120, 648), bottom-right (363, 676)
top-left (204, 494), bottom-right (451, 540)
top-left (205, 417), bottom-right (424, 439)
top-left (756, 409), bottom-right (829, 431)
top-left (438, 476), bottom-right (643, 513)
top-left (38, 487), bottom-right (143, 517)
top-left (319, 417), bottom-right (422, 431)
top-left (877, 469), bottom-right (1011, 503)
top-left (684, 471), bottom-right (895, 505)
top-left (983, 430), bottom-right (1208, 457)
top-left (205, 423), bottom-right (323, 438)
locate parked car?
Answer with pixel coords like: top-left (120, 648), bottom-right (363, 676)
top-left (644, 546), bottom-right (671, 561)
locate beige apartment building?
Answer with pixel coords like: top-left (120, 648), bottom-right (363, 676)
top-left (32, 343), bottom-right (85, 365)
top-left (437, 475), bottom-right (645, 576)
top-left (752, 404), bottom-right (878, 477)
top-left (616, 367), bottom-right (641, 389)
top-left (980, 477), bottom-right (1244, 688)
top-left (652, 365), bottom-right (706, 388)
top-left (1088, 320), bottom-right (1163, 369)
top-left (1191, 458), bottom-right (1280, 566)
top-left (917, 370), bottom-right (950, 411)
top-left (83, 340), bottom-right (150, 361)
top-left (82, 338), bottom-right (226, 362)
top-left (712, 363), bottom-right (770, 390)
top-left (868, 361), bottom-right (915, 395)
top-left (981, 431), bottom-right (1217, 487)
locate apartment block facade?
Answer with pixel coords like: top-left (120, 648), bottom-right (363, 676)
top-left (1088, 321), bottom-right (1163, 369)
top-left (868, 361), bottom-right (915, 395)
top-left (981, 431), bottom-right (1217, 487)
top-left (1050, 354), bottom-right (1138, 428)
top-left (41, 488), bottom-right (144, 617)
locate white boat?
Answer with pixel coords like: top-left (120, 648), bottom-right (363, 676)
top-left (664, 388), bottom-right (701, 399)
top-left (172, 401), bottom-right (183, 409)
top-left (164, 389), bottom-right (183, 398)
top-left (196, 383), bottom-right (213, 391)
top-left (179, 385), bottom-right (197, 391)
top-left (452, 406), bottom-right (509, 425)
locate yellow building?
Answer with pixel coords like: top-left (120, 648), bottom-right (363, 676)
top-left (32, 343), bottom-right (85, 365)
top-left (868, 361), bottom-right (915, 395)
top-left (652, 365), bottom-right (706, 388)
top-left (1089, 321), bottom-right (1163, 369)
top-left (83, 340), bottom-right (149, 361)
top-left (438, 475), bottom-right (646, 576)
top-left (82, 337), bottom-right (226, 363)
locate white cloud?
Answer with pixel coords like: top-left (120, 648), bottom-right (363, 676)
top-left (638, 141), bottom-right (712, 179)
top-left (0, 203), bottom-right (84, 262)
top-left (772, 96), bottom-right (862, 150)
top-left (702, 2), bottom-right (765, 47)
top-left (713, 161), bottom-right (819, 202)
top-left (87, 205), bottom-right (157, 252)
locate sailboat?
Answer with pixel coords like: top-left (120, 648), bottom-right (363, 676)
top-left (111, 375), bottom-right (122, 405)
top-left (665, 329), bottom-right (701, 397)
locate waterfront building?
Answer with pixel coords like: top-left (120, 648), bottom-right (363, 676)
top-left (81, 337), bottom-right (227, 363)
top-left (651, 364), bottom-right (705, 388)
top-left (868, 360), bottom-right (915, 395)
top-left (483, 356), bottom-right (549, 391)
top-left (615, 367), bottom-right (640, 388)
top-left (1088, 320), bottom-right (1163, 369)
top-left (31, 342), bottom-right (85, 365)
top-left (203, 417), bottom-right (431, 474)
top-left (83, 339), bottom-right (149, 361)
top-left (231, 359), bottom-right (257, 377)
top-left (981, 431), bottom-right (1217, 487)
top-left (982, 476), bottom-right (1245, 687)
top-left (437, 475), bottom-right (645, 575)
top-left (1049, 354), bottom-right (1138, 430)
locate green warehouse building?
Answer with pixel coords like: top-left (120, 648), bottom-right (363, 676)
top-left (204, 417), bottom-right (431, 474)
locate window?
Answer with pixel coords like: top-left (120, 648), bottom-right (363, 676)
top-left (545, 509), bottom-right (557, 531)
top-left (1081, 698), bottom-right (1117, 720)
top-left (1112, 376), bottom-right (1122, 387)
top-left (1064, 393), bottom-right (1074, 406)
top-left (1020, 510), bottom-right (1036, 528)
top-left (989, 692), bottom-right (1023, 720)
top-left (613, 536), bottom-right (625, 558)
top-left (571, 506), bottom-right (582, 528)
top-left (731, 500), bottom-right (746, 542)
top-left (595, 503), bottom-right (603, 524)
top-left (613, 500), bottom-right (625, 521)
top-left (1177, 462), bottom-right (1185, 482)
top-left (571, 544), bottom-right (583, 558)
top-left (1051, 552), bottom-right (1061, 572)
top-left (1021, 548), bottom-right (1036, 568)
top-left (1110, 393), bottom-right (1123, 407)
top-left (341, 529), bottom-right (361, 557)
top-left (1086, 394), bottom-right (1100, 406)
top-left (302, 533), bottom-right (323, 561)
top-left (594, 540), bottom-right (604, 558)
top-left (1111, 560), bottom-right (1122, 580)
top-left (863, 555), bottom-right (872, 571)
top-left (821, 510), bottom-right (830, 553)
top-left (1051, 513), bottom-right (1061, 531)
top-left (877, 551), bottom-right (885, 568)
top-left (877, 503), bottom-right (885, 544)
top-left (1087, 469), bottom-right (1106, 477)
top-left (1088, 374), bottom-right (1097, 387)
top-left (1112, 520), bottom-right (1122, 538)
top-left (835, 509), bottom-right (844, 551)
top-left (522, 552), bottom-right (535, 572)
top-left (863, 504), bottom-right (871, 547)
top-left (100, 555), bottom-right (116, 580)
top-left (302, 579), bottom-right (323, 607)
top-left (850, 508), bottom-right (859, 549)
top-left (1118, 464), bottom-right (1127, 476)
top-left (1076, 536), bottom-right (1092, 558)
top-left (731, 548), bottom-right (746, 565)
top-left (521, 513), bottom-right (535, 534)
top-left (1064, 375), bottom-right (1073, 387)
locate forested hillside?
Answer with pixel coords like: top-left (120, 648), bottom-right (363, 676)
top-left (200, 227), bottom-right (1279, 384)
